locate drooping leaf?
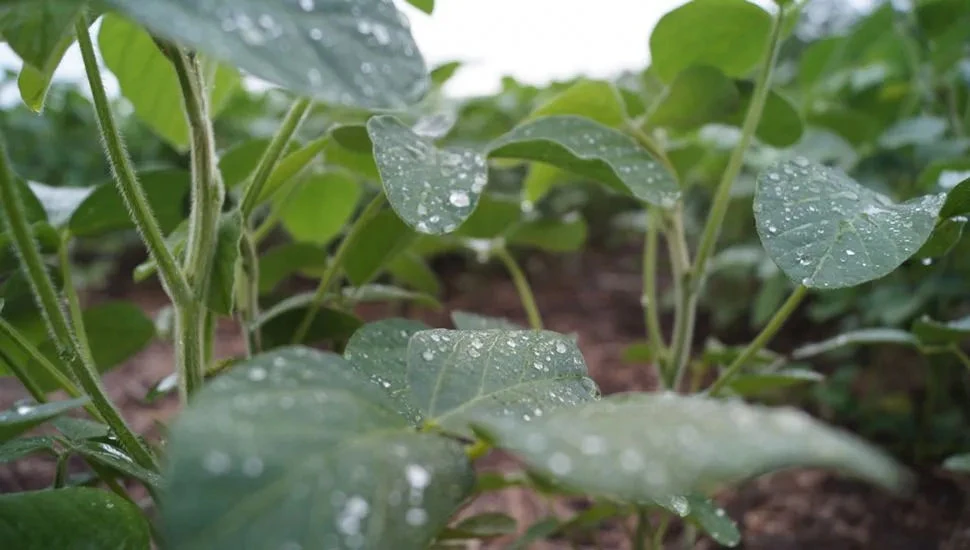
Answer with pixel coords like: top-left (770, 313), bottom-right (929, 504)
top-left (69, 170), bottom-right (191, 237)
top-left (407, 329), bottom-right (599, 437)
top-left (792, 328), bottom-right (919, 360)
top-left (162, 347), bottom-right (474, 549)
top-left (99, 14), bottom-right (240, 149)
top-left (727, 368), bottom-right (825, 397)
top-left (474, 393), bottom-right (910, 504)
top-left (342, 285), bottom-right (440, 309)
top-left (911, 315), bottom-right (970, 347)
top-left (649, 0), bottom-right (773, 83)
top-left (0, 488), bottom-right (151, 549)
top-left (344, 208), bottom-right (416, 286)
top-left (755, 158), bottom-right (944, 289)
top-left (0, 398), bottom-right (89, 443)
top-left (368, 115), bottom-right (487, 235)
top-left (102, 0), bottom-right (429, 109)
top-left (488, 116), bottom-right (679, 208)
top-left (255, 293), bottom-right (363, 349)
top-left (527, 79), bottom-right (627, 127)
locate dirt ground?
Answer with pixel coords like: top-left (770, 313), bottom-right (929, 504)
top-left (2, 243), bottom-right (969, 549)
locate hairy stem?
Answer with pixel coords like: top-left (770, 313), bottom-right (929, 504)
top-left (642, 209), bottom-right (667, 381)
top-left (292, 194), bottom-right (386, 344)
top-left (495, 247), bottom-right (544, 331)
top-left (707, 285), bottom-right (807, 396)
top-left (74, 16), bottom-right (190, 305)
top-left (0, 319), bottom-right (91, 408)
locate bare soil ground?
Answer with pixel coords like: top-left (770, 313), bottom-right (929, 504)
top-left (2, 243), bottom-right (968, 549)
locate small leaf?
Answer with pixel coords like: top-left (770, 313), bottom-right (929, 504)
top-left (162, 347), bottom-right (474, 549)
top-left (344, 208), bottom-right (416, 286)
top-left (368, 115), bottom-right (487, 235)
top-left (408, 329), bottom-right (599, 437)
top-left (488, 116), bottom-right (679, 209)
top-left (430, 61), bottom-right (461, 87)
top-left (69, 170), bottom-right (191, 237)
top-left (53, 417), bottom-right (110, 441)
top-left (684, 495), bottom-right (741, 547)
top-left (440, 512), bottom-right (517, 540)
top-left (255, 293), bottom-right (363, 349)
top-left (941, 177), bottom-right (970, 219)
top-left (649, 0), bottom-right (773, 83)
top-left (207, 211), bottom-right (243, 315)
top-left (507, 518), bottom-right (562, 550)
top-left (406, 0), bottom-right (434, 15)
top-left (219, 138), bottom-right (273, 189)
top-left (943, 453), bottom-right (970, 472)
top-left (755, 158), bottom-right (944, 289)
top-left (258, 242), bottom-right (329, 294)
top-left (257, 136), bottom-right (330, 203)
top-left (527, 79), bottom-right (627, 127)
top-left (727, 368), bottom-right (825, 397)
top-left (792, 328), bottom-right (919, 360)
top-left (279, 172), bottom-right (361, 245)
top-left (0, 488), bottom-right (151, 549)
top-left (343, 285), bottom-right (440, 310)
top-left (67, 440), bottom-right (164, 488)
top-left (102, 0), bottom-right (429, 109)
top-left (450, 311), bottom-right (524, 331)
top-left (474, 393), bottom-right (911, 504)
top-left (0, 398), bottom-right (89, 443)
top-left (911, 315), bottom-right (970, 347)
top-left (0, 436), bottom-right (58, 463)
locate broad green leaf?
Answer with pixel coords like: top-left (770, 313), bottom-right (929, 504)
top-left (102, 0), bottom-right (429, 109)
top-left (649, 0), bottom-right (772, 83)
top-left (808, 108), bottom-right (880, 146)
top-left (162, 347), bottom-right (474, 550)
top-left (331, 124), bottom-right (373, 153)
top-left (474, 393), bottom-right (910, 504)
top-left (941, 177), bottom-right (970, 218)
top-left (453, 195), bottom-right (521, 239)
top-left (509, 215), bottom-right (587, 252)
top-left (99, 15), bottom-right (240, 149)
top-left (450, 311), bottom-right (523, 331)
top-left (0, 398), bottom-right (88, 443)
top-left (344, 318), bottom-right (431, 425)
top-left (527, 79), bottom-right (627, 127)
top-left (323, 138), bottom-right (380, 181)
top-left (878, 116), bottom-right (948, 149)
top-left (0, 436), bottom-right (58, 463)
top-left (439, 512), bottom-right (517, 540)
top-left (0, 488), bottom-right (150, 549)
top-left (258, 136), bottom-right (331, 203)
top-left (67, 440), bottom-right (164, 488)
top-left (258, 242), bottom-right (329, 294)
top-left (915, 217), bottom-right (965, 259)
top-left (0, 0), bottom-right (81, 67)
top-left (943, 453), bottom-right (970, 472)
top-left (279, 172), bottom-right (361, 244)
top-left (647, 66), bottom-right (740, 131)
top-left (720, 84), bottom-right (803, 148)
top-left (755, 159), bottom-right (944, 289)
top-left (255, 293), bottom-right (363, 349)
top-left (792, 328), bottom-right (918, 360)
top-left (488, 116), bottom-right (679, 208)
top-left (727, 368), bottom-right (824, 397)
top-left (344, 208), bottom-right (416, 285)
top-left (207, 211), bottom-right (243, 315)
top-left (407, 329), bottom-right (599, 437)
top-left (522, 162), bottom-right (572, 204)
top-left (368, 115), bottom-right (487, 235)
top-left (26, 181), bottom-right (93, 227)
top-left (69, 170), bottom-right (191, 237)
top-left (911, 315), bottom-right (970, 347)
top-left (684, 495), bottom-right (741, 547)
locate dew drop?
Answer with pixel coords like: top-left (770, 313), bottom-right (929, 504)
top-left (449, 190), bottom-right (470, 208)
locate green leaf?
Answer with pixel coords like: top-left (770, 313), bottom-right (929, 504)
top-left (102, 0), bottom-right (429, 109)
top-left (527, 79), bottom-right (627, 127)
top-left (727, 368), bottom-right (824, 397)
top-left (258, 242), bottom-right (329, 294)
top-left (488, 116), bottom-right (679, 208)
top-left (344, 318), bottom-right (431, 425)
top-left (918, 159), bottom-right (970, 193)
top-left (430, 61), bottom-right (461, 87)
top-left (474, 393), bottom-right (911, 504)
top-left (440, 512), bottom-right (517, 540)
top-left (792, 329), bottom-right (919, 360)
top-left (344, 208), bottom-right (416, 286)
top-left (207, 211), bottom-right (243, 315)
top-left (408, 329), bottom-right (599, 437)
top-left (368, 115), bottom-right (487, 235)
top-left (219, 138), bottom-right (272, 189)
top-left (450, 311), bottom-right (523, 331)
top-left (941, 177), bottom-right (970, 218)
top-left (162, 347), bottom-right (474, 549)
top-left (647, 66), bottom-right (740, 131)
top-left (720, 84), bottom-right (803, 148)
top-left (258, 136), bottom-right (331, 203)
top-left (878, 116), bottom-right (948, 149)
top-left (0, 0), bottom-right (81, 68)
top-left (53, 417), bottom-right (110, 441)
top-left (99, 14), bottom-right (240, 149)
top-left (808, 108), bottom-right (880, 146)
top-left (943, 453), bottom-right (970, 472)
top-left (386, 252), bottom-right (441, 295)
top-left (755, 159), bottom-right (944, 289)
top-left (406, 0), bottom-right (434, 15)
top-left (69, 170), bottom-right (191, 237)
top-left (256, 293), bottom-right (363, 349)
top-left (0, 488), bottom-right (151, 549)
top-left (915, 217), bottom-right (965, 260)
top-left (67, 440), bottom-right (164, 488)
top-left (453, 195), bottom-right (521, 239)
top-left (507, 518), bottom-right (562, 549)
top-left (0, 398), bottom-right (89, 443)
top-left (508, 215), bottom-right (587, 252)
top-left (343, 285), bottom-right (440, 309)
top-left (684, 495), bottom-right (741, 547)
top-left (0, 436), bottom-right (58, 463)
top-left (649, 0), bottom-right (773, 83)
top-left (522, 162), bottom-right (572, 204)
top-left (279, 172), bottom-right (361, 245)
top-left (911, 315), bottom-right (970, 347)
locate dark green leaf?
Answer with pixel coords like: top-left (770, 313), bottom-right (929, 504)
top-left (103, 0), bottom-right (429, 109)
top-left (528, 79), bottom-right (627, 127)
top-left (0, 488), bottom-right (151, 549)
top-left (69, 170), bottom-right (191, 237)
top-left (162, 347), bottom-right (474, 549)
top-left (915, 217), bottom-right (965, 260)
top-left (792, 328), bottom-right (918, 360)
top-left (344, 208), bottom-right (416, 285)
top-left (386, 252), bottom-right (441, 295)
top-left (940, 177), bottom-right (970, 218)
top-left (720, 84), bottom-right (803, 147)
top-left (755, 159), bottom-right (944, 289)
top-left (0, 436), bottom-right (58, 463)
top-left (911, 315), bottom-right (970, 347)
top-left (648, 66), bottom-right (740, 131)
top-left (258, 242), bottom-right (329, 294)
top-left (219, 139), bottom-right (272, 189)
top-left (488, 116), bottom-right (679, 208)
top-left (0, 398), bottom-right (89, 443)
top-left (474, 393), bottom-right (910, 503)
top-left (256, 293), bottom-right (363, 349)
top-left (453, 195), bottom-right (521, 239)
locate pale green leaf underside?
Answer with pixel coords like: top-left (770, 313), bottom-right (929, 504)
top-left (792, 328), bottom-right (918, 360)
top-left (487, 116), bottom-right (680, 209)
top-left (911, 315), bottom-right (970, 346)
top-left (163, 347), bottom-right (473, 550)
top-left (407, 329), bottom-right (599, 437)
top-left (102, 0), bottom-right (429, 109)
top-left (755, 159), bottom-right (943, 289)
top-left (368, 115), bottom-right (487, 235)
top-left (474, 394), bottom-right (910, 504)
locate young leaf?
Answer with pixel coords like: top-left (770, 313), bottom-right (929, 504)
top-left (368, 115), bottom-right (487, 235)
top-left (279, 173), bottom-right (361, 245)
top-left (102, 0), bottom-right (429, 109)
top-left (527, 79), bottom-right (627, 127)
top-left (911, 315), bottom-right (970, 347)
top-left (649, 0), bottom-right (772, 83)
top-left (0, 488), bottom-right (150, 549)
top-left (792, 328), bottom-right (919, 359)
top-left (69, 170), bottom-right (191, 237)
top-left (99, 14), bottom-right (240, 150)
top-left (488, 116), bottom-right (679, 209)
top-left (0, 398), bottom-right (89, 443)
top-left (406, 0), bottom-right (434, 15)
top-left (344, 209), bottom-right (417, 285)
top-left (407, 329), bottom-right (599, 437)
top-left (162, 347), bottom-right (474, 550)
top-left (474, 393), bottom-right (910, 504)
top-left (255, 293), bottom-right (363, 349)
top-left (684, 495), bottom-right (741, 548)
top-left (755, 158), bottom-right (944, 289)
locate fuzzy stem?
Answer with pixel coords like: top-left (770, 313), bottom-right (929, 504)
top-left (240, 98), bottom-right (312, 218)
top-left (0, 318), bottom-right (92, 410)
top-left (708, 285), bottom-right (807, 396)
top-left (495, 247), bottom-right (544, 331)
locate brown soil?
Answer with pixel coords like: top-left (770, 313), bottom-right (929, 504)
top-left (2, 243), bottom-right (969, 549)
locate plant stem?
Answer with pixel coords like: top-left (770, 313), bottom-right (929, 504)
top-left (58, 234), bottom-right (95, 366)
top-left (240, 232), bottom-right (263, 356)
top-left (0, 347), bottom-right (46, 403)
top-left (652, 515), bottom-right (670, 549)
top-left (292, 194), bottom-right (386, 344)
top-left (0, 318), bottom-right (92, 409)
top-left (74, 16), bottom-right (190, 305)
top-left (0, 134), bottom-right (157, 472)
top-left (708, 285), bottom-right (807, 396)
top-left (665, 210), bottom-right (694, 390)
top-left (642, 208), bottom-right (667, 381)
top-left (495, 247), bottom-right (544, 330)
top-left (633, 508), bottom-right (653, 550)
top-left (240, 98), bottom-right (312, 218)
